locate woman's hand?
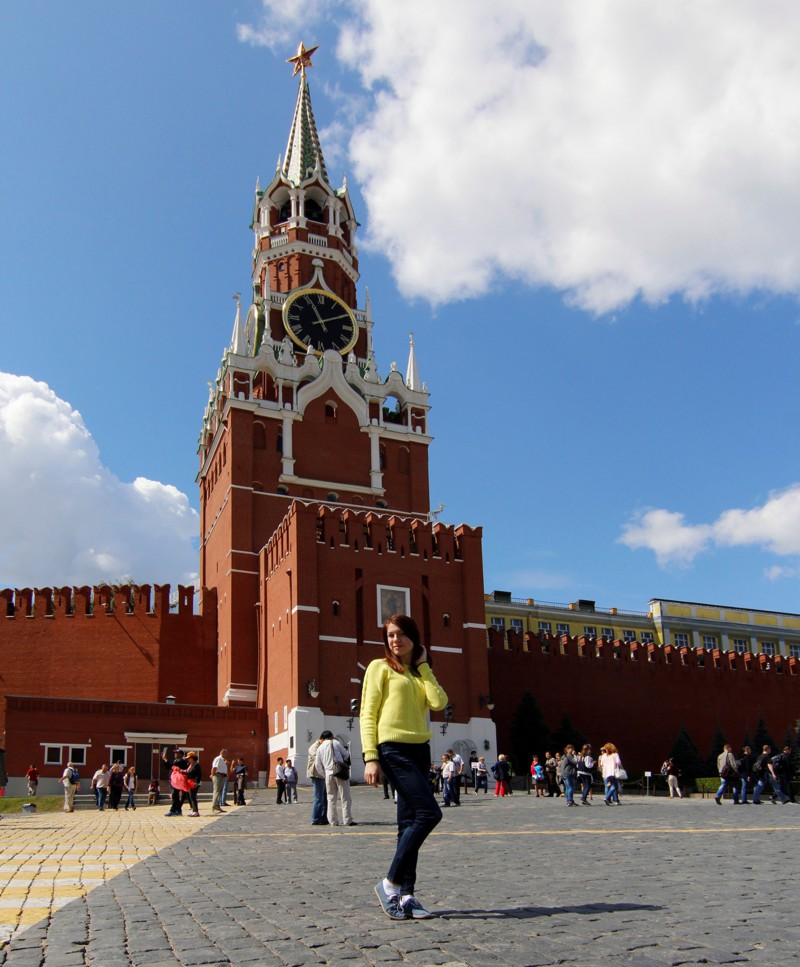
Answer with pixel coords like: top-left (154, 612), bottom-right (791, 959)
top-left (417, 644), bottom-right (429, 666)
top-left (364, 760), bottom-right (383, 786)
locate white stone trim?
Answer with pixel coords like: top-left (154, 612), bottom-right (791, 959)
top-left (293, 605), bottom-right (320, 614)
top-left (320, 635), bottom-right (358, 644)
top-left (430, 645), bottom-right (463, 654)
top-left (223, 686), bottom-right (258, 704)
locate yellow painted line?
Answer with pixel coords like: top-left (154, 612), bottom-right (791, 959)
top-left (201, 824), bottom-right (800, 838)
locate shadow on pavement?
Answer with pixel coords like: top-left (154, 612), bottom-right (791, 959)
top-left (438, 901), bottom-right (663, 919)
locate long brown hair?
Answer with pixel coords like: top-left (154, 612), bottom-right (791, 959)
top-left (382, 614), bottom-right (426, 675)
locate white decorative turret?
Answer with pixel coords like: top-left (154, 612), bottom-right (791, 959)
top-left (405, 332), bottom-right (420, 390)
top-left (229, 297), bottom-right (245, 355)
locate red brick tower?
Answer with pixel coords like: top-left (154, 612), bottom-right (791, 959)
top-left (198, 44), bottom-right (493, 773)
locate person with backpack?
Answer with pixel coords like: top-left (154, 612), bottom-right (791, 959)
top-left (714, 745), bottom-right (740, 805)
top-left (774, 746), bottom-right (795, 803)
top-left (61, 761), bottom-right (79, 813)
top-left (751, 745), bottom-right (786, 804)
top-left (577, 744), bottom-right (595, 805)
top-left (558, 745), bottom-right (579, 806)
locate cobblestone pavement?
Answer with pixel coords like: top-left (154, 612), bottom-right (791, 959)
top-left (1, 788), bottom-right (799, 966)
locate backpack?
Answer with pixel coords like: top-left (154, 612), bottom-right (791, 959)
top-left (69, 768), bottom-right (80, 785)
top-left (660, 762), bottom-right (669, 776)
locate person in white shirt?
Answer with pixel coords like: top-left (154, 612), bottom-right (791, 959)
top-left (61, 762), bottom-right (78, 812)
top-left (91, 764), bottom-right (111, 811)
top-left (284, 759), bottom-right (299, 803)
top-left (315, 731), bottom-right (355, 826)
top-left (210, 748), bottom-right (229, 813)
top-left (275, 757), bottom-right (286, 804)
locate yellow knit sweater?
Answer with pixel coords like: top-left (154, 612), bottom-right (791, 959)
top-left (360, 658), bottom-right (448, 762)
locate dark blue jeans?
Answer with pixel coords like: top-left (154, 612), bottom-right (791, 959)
top-left (311, 777), bottom-right (327, 823)
top-left (378, 741), bottom-right (442, 895)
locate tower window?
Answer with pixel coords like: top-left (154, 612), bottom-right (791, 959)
top-left (305, 197), bottom-right (325, 222)
top-left (398, 447), bottom-right (410, 473)
top-left (443, 613), bottom-right (450, 628)
top-left (327, 492), bottom-right (339, 502)
top-left (332, 600), bottom-right (340, 616)
top-left (325, 402), bottom-right (337, 424)
top-left (253, 422), bottom-right (266, 450)
top-left (277, 485), bottom-right (289, 496)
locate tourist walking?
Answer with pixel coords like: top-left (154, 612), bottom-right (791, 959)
top-left (124, 766), bottom-right (138, 810)
top-left (210, 748), bottom-right (228, 813)
top-left (361, 614), bottom-right (448, 920)
top-left (599, 743), bottom-right (623, 805)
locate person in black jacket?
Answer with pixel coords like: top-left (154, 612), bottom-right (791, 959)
top-left (738, 745), bottom-right (754, 804)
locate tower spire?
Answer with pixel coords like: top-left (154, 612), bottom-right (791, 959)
top-left (282, 42), bottom-right (328, 186)
top-left (406, 332), bottom-right (421, 390)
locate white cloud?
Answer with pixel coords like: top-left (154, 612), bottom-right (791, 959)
top-left (241, 0), bottom-right (800, 313)
top-left (0, 374), bottom-right (198, 589)
top-left (620, 485), bottom-right (800, 567)
top-left (618, 509), bottom-right (712, 567)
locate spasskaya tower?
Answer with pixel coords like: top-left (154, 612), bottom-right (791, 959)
top-left (198, 43), bottom-right (491, 775)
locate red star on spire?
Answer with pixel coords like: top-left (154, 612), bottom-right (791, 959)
top-left (287, 41), bottom-right (319, 78)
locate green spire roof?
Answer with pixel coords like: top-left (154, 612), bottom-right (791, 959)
top-left (282, 74), bottom-right (328, 186)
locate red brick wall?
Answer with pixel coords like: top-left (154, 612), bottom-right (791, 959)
top-left (488, 630), bottom-right (800, 772)
top-left (0, 584), bottom-right (217, 736)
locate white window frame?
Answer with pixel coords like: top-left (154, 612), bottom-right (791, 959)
top-left (674, 632), bottom-right (689, 648)
top-left (510, 618), bottom-right (524, 634)
top-left (641, 632), bottom-right (654, 644)
top-left (42, 744), bottom-right (62, 765)
top-left (556, 623), bottom-right (570, 636)
top-left (107, 747), bottom-right (128, 766)
top-left (537, 621), bottom-right (552, 634)
top-left (69, 746), bottom-right (88, 766)
top-left (601, 627), bottom-right (614, 640)
top-left (761, 641), bottom-right (776, 657)
top-left (790, 643), bottom-right (800, 660)
top-left (491, 617), bottom-right (505, 631)
top-left (733, 638), bottom-right (748, 654)
top-left (623, 629), bottom-right (636, 642)
top-left (702, 635), bottom-right (716, 651)
top-left (583, 625), bottom-right (597, 638)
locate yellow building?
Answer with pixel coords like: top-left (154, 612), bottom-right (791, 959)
top-left (484, 592), bottom-right (800, 659)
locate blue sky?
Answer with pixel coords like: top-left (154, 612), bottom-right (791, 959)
top-left (3, 2), bottom-right (800, 615)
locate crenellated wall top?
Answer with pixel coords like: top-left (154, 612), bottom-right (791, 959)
top-left (1, 584), bottom-right (201, 619)
top-left (484, 628), bottom-right (800, 681)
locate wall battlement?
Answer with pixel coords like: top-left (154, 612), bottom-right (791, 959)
top-left (487, 629), bottom-right (800, 682)
top-left (264, 500), bottom-right (481, 576)
top-left (1, 584), bottom-right (200, 619)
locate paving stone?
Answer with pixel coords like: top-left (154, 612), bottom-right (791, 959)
top-left (3, 791), bottom-right (800, 965)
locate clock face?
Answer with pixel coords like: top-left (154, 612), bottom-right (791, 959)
top-left (282, 289), bottom-right (357, 355)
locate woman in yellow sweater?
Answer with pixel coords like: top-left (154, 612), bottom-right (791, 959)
top-left (361, 614), bottom-right (449, 921)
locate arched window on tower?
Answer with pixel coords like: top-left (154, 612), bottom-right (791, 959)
top-left (276, 431), bottom-right (283, 453)
top-left (398, 447), bottom-right (410, 474)
top-left (379, 445), bottom-right (386, 470)
top-left (325, 401), bottom-right (337, 424)
top-left (382, 396), bottom-right (403, 425)
top-left (279, 199), bottom-right (292, 222)
top-left (305, 197), bottom-right (325, 223)
top-left (253, 422), bottom-right (266, 450)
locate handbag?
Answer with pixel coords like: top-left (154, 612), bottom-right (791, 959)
top-left (335, 763), bottom-right (350, 781)
top-left (616, 767), bottom-right (628, 781)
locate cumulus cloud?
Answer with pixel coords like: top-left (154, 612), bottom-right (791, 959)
top-left (619, 486), bottom-right (800, 568)
top-left (240, 0), bottom-right (800, 312)
top-left (0, 374), bottom-right (198, 589)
